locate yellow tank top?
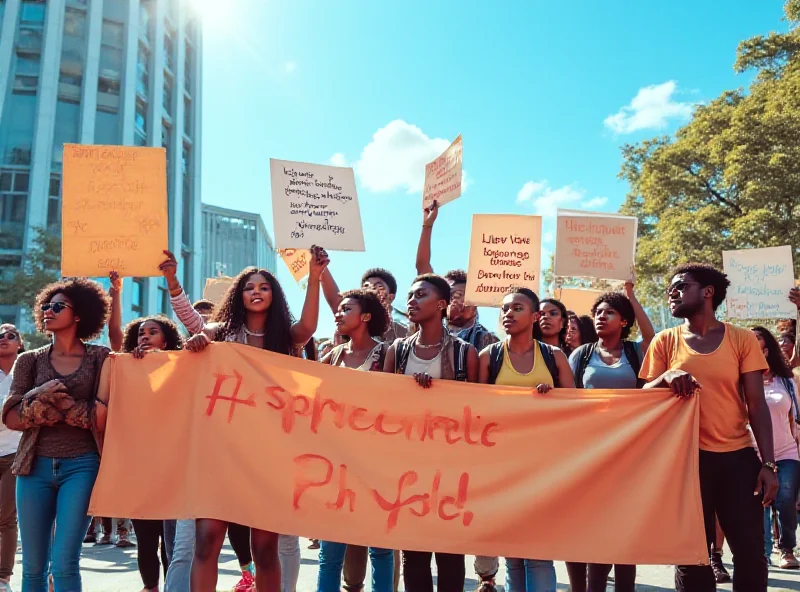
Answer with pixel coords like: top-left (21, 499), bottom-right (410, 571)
top-left (495, 340), bottom-right (555, 387)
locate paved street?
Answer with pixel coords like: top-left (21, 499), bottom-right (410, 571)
top-left (8, 537), bottom-right (800, 591)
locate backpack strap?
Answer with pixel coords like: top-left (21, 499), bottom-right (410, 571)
top-left (573, 343), bottom-right (597, 390)
top-left (623, 341), bottom-right (646, 389)
top-left (487, 341), bottom-right (505, 385)
top-left (453, 339), bottom-right (469, 382)
top-left (538, 342), bottom-right (560, 386)
top-left (780, 376), bottom-right (800, 424)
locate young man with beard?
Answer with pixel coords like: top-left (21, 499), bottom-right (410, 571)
top-left (640, 263), bottom-right (778, 592)
top-left (415, 201), bottom-right (498, 351)
top-left (322, 268), bottom-right (410, 343)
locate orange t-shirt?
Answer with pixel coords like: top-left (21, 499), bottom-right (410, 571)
top-left (639, 323), bottom-right (768, 452)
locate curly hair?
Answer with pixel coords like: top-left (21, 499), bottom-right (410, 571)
top-left (212, 267), bottom-right (295, 355)
top-left (122, 316), bottom-right (183, 353)
top-left (444, 269), bottom-right (468, 285)
top-left (34, 278), bottom-right (110, 341)
top-left (539, 298), bottom-right (569, 350)
top-left (340, 289), bottom-right (389, 338)
top-left (591, 292), bottom-right (636, 339)
top-left (669, 263), bottom-right (730, 311)
top-left (752, 327), bottom-right (794, 379)
top-left (360, 268), bottom-right (398, 296)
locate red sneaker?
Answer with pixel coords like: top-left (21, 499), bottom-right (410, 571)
top-left (233, 571), bottom-right (255, 592)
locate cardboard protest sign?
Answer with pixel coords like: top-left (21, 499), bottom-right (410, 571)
top-left (279, 249), bottom-right (311, 283)
top-left (465, 214), bottom-right (542, 307)
top-left (554, 210), bottom-right (637, 282)
top-left (270, 159), bottom-right (365, 252)
top-left (203, 277), bottom-right (235, 305)
top-left (723, 246), bottom-right (796, 319)
top-left (558, 288), bottom-right (606, 316)
top-left (423, 135), bottom-right (463, 209)
top-left (61, 144), bottom-right (168, 277)
top-left (91, 343), bottom-right (706, 565)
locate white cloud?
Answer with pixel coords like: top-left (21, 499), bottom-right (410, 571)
top-left (580, 196), bottom-right (608, 209)
top-left (516, 181), bottom-right (548, 204)
top-left (284, 61), bottom-right (297, 74)
top-left (354, 120), bottom-right (458, 193)
top-left (542, 232), bottom-right (554, 244)
top-left (328, 153), bottom-right (348, 167)
top-left (515, 180), bottom-right (586, 217)
top-left (604, 81), bottom-right (693, 134)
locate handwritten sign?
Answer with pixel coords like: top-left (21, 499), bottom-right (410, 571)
top-left (279, 249), bottom-right (311, 283)
top-left (465, 214), bottom-right (542, 307)
top-left (558, 288), bottom-right (605, 316)
top-left (423, 135), bottom-right (463, 209)
top-left (61, 144), bottom-right (168, 277)
top-left (203, 277), bottom-right (235, 305)
top-left (554, 210), bottom-right (637, 282)
top-left (270, 159), bottom-right (365, 252)
top-left (723, 246), bottom-right (796, 319)
top-left (90, 344), bottom-right (706, 565)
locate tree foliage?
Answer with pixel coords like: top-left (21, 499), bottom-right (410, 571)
top-left (619, 2), bottom-right (800, 311)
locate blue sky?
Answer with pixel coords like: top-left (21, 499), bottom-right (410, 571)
top-left (195, 0), bottom-right (788, 337)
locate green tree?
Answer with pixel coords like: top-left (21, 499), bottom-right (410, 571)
top-left (618, 1), bottom-right (800, 310)
top-left (0, 227), bottom-right (60, 348)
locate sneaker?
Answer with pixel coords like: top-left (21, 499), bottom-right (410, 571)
top-left (475, 579), bottom-right (497, 592)
top-left (780, 549), bottom-right (800, 569)
top-left (115, 532), bottom-right (136, 548)
top-left (0, 578), bottom-right (13, 592)
top-left (233, 571), bottom-right (255, 592)
top-left (308, 539), bottom-right (320, 550)
top-left (95, 534), bottom-right (112, 546)
top-left (711, 552), bottom-right (731, 583)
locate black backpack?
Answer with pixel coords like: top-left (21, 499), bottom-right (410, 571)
top-left (487, 341), bottom-right (559, 386)
top-left (394, 338), bottom-right (469, 382)
top-left (573, 341), bottom-right (645, 389)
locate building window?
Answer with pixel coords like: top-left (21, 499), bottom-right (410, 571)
top-left (163, 74), bottom-right (173, 114)
top-left (135, 99), bottom-right (147, 138)
top-left (52, 99), bottom-right (80, 168)
top-left (98, 20), bottom-right (123, 98)
top-left (132, 278), bottom-right (144, 314)
top-left (183, 97), bottom-right (191, 135)
top-left (163, 30), bottom-right (174, 73)
top-left (0, 168), bottom-right (30, 250)
top-left (182, 251), bottom-right (191, 294)
top-left (136, 44), bottom-right (150, 99)
top-left (184, 40), bottom-right (193, 91)
top-left (14, 55), bottom-right (41, 92)
top-left (0, 93), bottom-right (37, 164)
top-left (59, 8), bottom-right (87, 90)
top-left (182, 145), bottom-right (192, 246)
top-left (139, 0), bottom-right (152, 44)
top-left (47, 174), bottom-right (61, 230)
top-left (158, 279), bottom-right (168, 314)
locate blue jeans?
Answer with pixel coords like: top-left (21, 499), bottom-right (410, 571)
top-left (318, 541), bottom-right (393, 592)
top-left (164, 519), bottom-right (194, 592)
top-left (505, 558), bottom-right (557, 592)
top-left (764, 459), bottom-right (800, 555)
top-left (17, 453), bottom-right (99, 592)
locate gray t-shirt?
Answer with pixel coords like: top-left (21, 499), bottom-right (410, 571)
top-left (569, 342), bottom-right (642, 389)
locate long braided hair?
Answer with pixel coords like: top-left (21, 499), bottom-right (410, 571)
top-left (212, 267), bottom-right (295, 355)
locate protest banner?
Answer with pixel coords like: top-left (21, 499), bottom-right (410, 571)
top-left (423, 135), bottom-right (463, 209)
top-left (558, 288), bottom-right (605, 316)
top-left (465, 214), bottom-right (542, 307)
top-left (90, 346), bottom-right (705, 566)
top-left (279, 249), bottom-right (311, 283)
top-left (554, 210), bottom-right (637, 282)
top-left (61, 144), bottom-right (168, 277)
top-left (203, 277), bottom-right (235, 305)
top-left (723, 246), bottom-right (796, 319)
top-left (270, 159), bottom-right (365, 252)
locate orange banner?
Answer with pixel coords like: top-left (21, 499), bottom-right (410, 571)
top-left (89, 343), bottom-right (707, 565)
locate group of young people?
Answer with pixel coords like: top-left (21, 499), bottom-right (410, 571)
top-left (1, 199), bottom-right (799, 592)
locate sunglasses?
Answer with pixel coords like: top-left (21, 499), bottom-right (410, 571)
top-left (665, 281), bottom-right (702, 296)
top-left (41, 302), bottom-right (73, 314)
top-left (0, 332), bottom-right (18, 341)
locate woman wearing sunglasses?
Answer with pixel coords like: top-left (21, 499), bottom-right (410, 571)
top-left (2, 279), bottom-right (111, 592)
top-left (0, 324), bottom-right (23, 592)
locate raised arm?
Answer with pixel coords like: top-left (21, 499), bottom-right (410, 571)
top-left (625, 275), bottom-right (655, 353)
top-left (415, 201), bottom-right (438, 275)
top-left (320, 267), bottom-right (343, 315)
top-left (160, 250), bottom-right (209, 337)
top-left (290, 247), bottom-right (330, 347)
top-left (108, 271), bottom-right (123, 352)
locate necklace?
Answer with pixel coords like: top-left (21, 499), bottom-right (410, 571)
top-left (243, 326), bottom-right (265, 338)
top-left (507, 341), bottom-right (534, 356)
top-left (416, 335), bottom-right (444, 349)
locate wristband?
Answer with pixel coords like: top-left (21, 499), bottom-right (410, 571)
top-left (763, 461), bottom-right (778, 474)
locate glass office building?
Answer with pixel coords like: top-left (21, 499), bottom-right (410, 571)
top-left (0, 0), bottom-right (202, 327)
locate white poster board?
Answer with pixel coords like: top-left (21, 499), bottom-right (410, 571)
top-left (555, 209), bottom-right (638, 282)
top-left (423, 135), bottom-right (462, 209)
top-left (270, 159), bottom-right (365, 251)
top-left (723, 246), bottom-right (796, 319)
top-left (465, 214), bottom-right (542, 307)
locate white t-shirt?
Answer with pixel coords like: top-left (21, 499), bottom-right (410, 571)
top-left (0, 369), bottom-right (21, 457)
top-left (765, 376), bottom-right (800, 462)
top-left (404, 349), bottom-right (443, 379)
